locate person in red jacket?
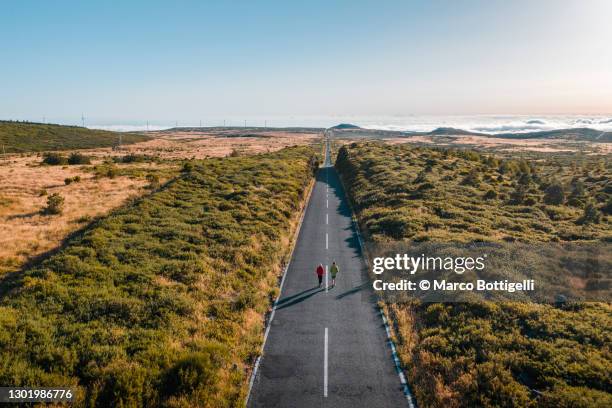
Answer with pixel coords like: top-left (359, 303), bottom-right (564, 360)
top-left (316, 264), bottom-right (324, 287)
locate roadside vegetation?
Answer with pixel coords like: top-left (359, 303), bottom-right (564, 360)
top-left (1, 129), bottom-right (318, 277)
top-left (0, 146), bottom-right (318, 407)
top-left (336, 142), bottom-right (611, 407)
top-left (0, 121), bottom-right (149, 152)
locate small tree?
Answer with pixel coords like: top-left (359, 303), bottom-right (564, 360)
top-left (181, 161), bottom-right (194, 172)
top-left (146, 173), bottom-right (160, 189)
top-left (42, 152), bottom-right (67, 165)
top-left (517, 172), bottom-right (531, 186)
top-left (510, 184), bottom-right (527, 205)
top-left (462, 169), bottom-right (481, 187)
top-left (570, 179), bottom-right (586, 198)
top-left (483, 189), bottom-right (497, 200)
top-left (67, 152), bottom-right (91, 165)
top-left (43, 193), bottom-right (64, 215)
top-left (603, 197), bottom-right (612, 215)
top-left (578, 201), bottom-right (601, 225)
top-left (543, 183), bottom-right (565, 205)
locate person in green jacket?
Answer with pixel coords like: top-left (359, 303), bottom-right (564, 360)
top-left (330, 261), bottom-right (339, 288)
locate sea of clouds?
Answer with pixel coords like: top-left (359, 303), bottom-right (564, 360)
top-left (83, 115), bottom-right (612, 134)
top-left (355, 115), bottom-right (612, 134)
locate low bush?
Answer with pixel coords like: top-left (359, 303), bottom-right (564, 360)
top-left (42, 193), bottom-right (64, 215)
top-left (68, 152), bottom-right (91, 165)
top-left (64, 176), bottom-right (81, 185)
top-left (42, 152), bottom-right (67, 165)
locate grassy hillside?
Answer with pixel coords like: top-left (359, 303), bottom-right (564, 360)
top-left (0, 146), bottom-right (318, 407)
top-left (0, 121), bottom-right (150, 152)
top-left (336, 142), bottom-right (611, 407)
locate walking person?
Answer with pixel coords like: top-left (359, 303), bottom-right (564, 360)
top-left (316, 263), bottom-right (324, 287)
top-left (330, 261), bottom-right (339, 288)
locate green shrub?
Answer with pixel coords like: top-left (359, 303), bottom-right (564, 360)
top-left (115, 154), bottom-right (154, 163)
top-left (146, 173), bottom-right (160, 189)
top-left (42, 152), bottom-right (67, 165)
top-left (67, 152), bottom-right (91, 165)
top-left (603, 197), bottom-right (612, 215)
top-left (483, 189), bottom-right (497, 200)
top-left (181, 161), bottom-right (194, 172)
top-left (544, 182), bottom-right (565, 205)
top-left (43, 193), bottom-right (64, 215)
top-left (578, 201), bottom-right (602, 225)
top-left (163, 347), bottom-right (226, 398)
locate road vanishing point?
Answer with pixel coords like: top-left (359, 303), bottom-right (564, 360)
top-left (248, 139), bottom-right (409, 407)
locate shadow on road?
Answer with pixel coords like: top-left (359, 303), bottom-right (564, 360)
top-left (276, 286), bottom-right (320, 306)
top-left (335, 282), bottom-right (368, 299)
top-left (275, 287), bottom-right (325, 310)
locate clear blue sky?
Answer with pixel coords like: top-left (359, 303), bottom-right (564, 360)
top-left (2, 0), bottom-right (611, 123)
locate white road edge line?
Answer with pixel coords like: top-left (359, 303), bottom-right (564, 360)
top-left (326, 213), bottom-right (328, 224)
top-left (324, 327), bottom-right (328, 397)
top-left (326, 233), bottom-right (328, 250)
top-left (246, 175), bottom-right (316, 406)
top-left (341, 178), bottom-right (416, 407)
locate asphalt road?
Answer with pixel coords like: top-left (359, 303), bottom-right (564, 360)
top-left (248, 139), bottom-right (407, 407)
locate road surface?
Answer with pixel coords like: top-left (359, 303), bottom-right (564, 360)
top-left (248, 139), bottom-right (407, 407)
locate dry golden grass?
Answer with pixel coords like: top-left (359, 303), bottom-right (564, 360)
top-left (79, 129), bottom-right (321, 159)
top-left (0, 156), bottom-right (148, 275)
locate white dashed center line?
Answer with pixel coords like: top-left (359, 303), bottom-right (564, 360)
top-left (324, 327), bottom-right (328, 397)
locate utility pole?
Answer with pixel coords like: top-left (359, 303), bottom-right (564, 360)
top-left (81, 113), bottom-right (85, 127)
top-left (175, 120), bottom-right (178, 128)
top-left (2, 144), bottom-right (6, 161)
top-left (146, 120), bottom-right (149, 131)
top-left (264, 120), bottom-right (267, 128)
top-left (223, 119), bottom-right (226, 127)
top-left (199, 119), bottom-right (202, 128)
top-left (244, 119), bottom-right (246, 128)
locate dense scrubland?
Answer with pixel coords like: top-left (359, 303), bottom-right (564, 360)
top-left (0, 146), bottom-right (318, 407)
top-left (0, 121), bottom-right (149, 152)
top-left (336, 142), bottom-right (611, 407)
